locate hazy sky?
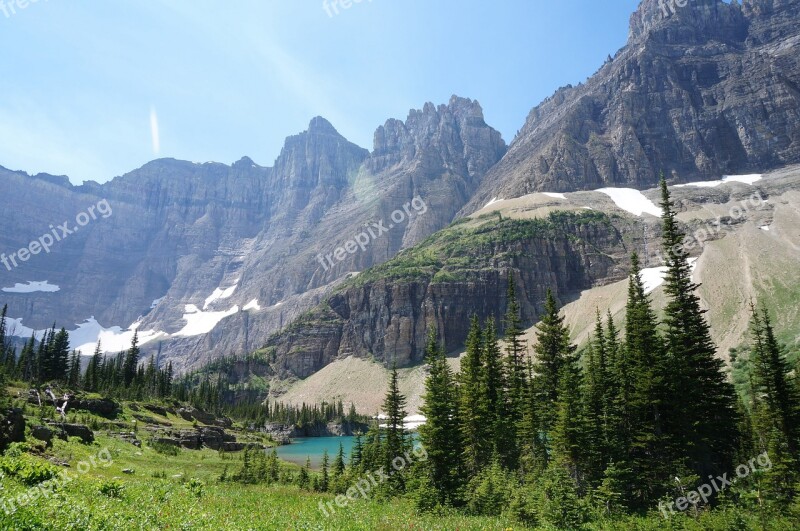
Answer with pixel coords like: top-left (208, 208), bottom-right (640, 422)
top-left (0, 0), bottom-right (640, 184)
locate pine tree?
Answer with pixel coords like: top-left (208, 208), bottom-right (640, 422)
top-left (419, 329), bottom-right (464, 504)
top-left (749, 304), bottom-right (800, 502)
top-left (123, 331), bottom-right (140, 387)
top-left (320, 449), bottom-right (330, 492)
top-left (504, 273), bottom-right (527, 413)
top-left (533, 289), bottom-right (576, 433)
top-left (382, 363), bottom-right (408, 479)
top-left (67, 350), bottom-right (81, 387)
top-left (17, 334), bottom-right (35, 381)
top-left (482, 318), bottom-right (506, 458)
top-left (459, 315), bottom-right (491, 477)
top-left (622, 252), bottom-right (671, 507)
top-left (551, 327), bottom-right (586, 485)
top-left (333, 442), bottom-right (346, 479)
top-left (0, 304), bottom-right (7, 355)
top-left (659, 176), bottom-right (738, 478)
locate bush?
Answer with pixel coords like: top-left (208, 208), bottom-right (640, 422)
top-left (99, 480), bottom-right (124, 498)
top-left (0, 452), bottom-right (61, 485)
top-left (150, 439), bottom-right (180, 456)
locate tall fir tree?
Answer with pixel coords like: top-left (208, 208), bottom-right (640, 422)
top-left (382, 363), bottom-right (408, 482)
top-left (458, 315), bottom-right (491, 477)
top-left (533, 289), bottom-right (576, 433)
top-left (659, 176), bottom-right (738, 478)
top-left (123, 331), bottom-right (140, 387)
top-left (419, 329), bottom-right (464, 504)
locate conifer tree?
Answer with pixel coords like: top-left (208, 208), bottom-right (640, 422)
top-left (123, 331), bottom-right (140, 387)
top-left (382, 363), bottom-right (408, 478)
top-left (0, 304), bottom-right (7, 355)
top-left (659, 176), bottom-right (738, 477)
top-left (419, 329), bottom-right (464, 504)
top-left (320, 449), bottom-right (330, 492)
top-left (533, 289), bottom-right (576, 433)
top-left (482, 318), bottom-right (505, 457)
top-left (333, 442), bottom-right (346, 480)
top-left (67, 350), bottom-right (81, 387)
top-left (749, 304), bottom-right (800, 501)
top-left (459, 315), bottom-right (491, 477)
top-left (551, 325), bottom-right (586, 484)
top-left (504, 273), bottom-right (527, 411)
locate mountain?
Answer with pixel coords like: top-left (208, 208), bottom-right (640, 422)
top-left (2, 0), bottom-right (800, 399)
top-left (462, 0), bottom-right (800, 212)
top-left (0, 97), bottom-right (505, 371)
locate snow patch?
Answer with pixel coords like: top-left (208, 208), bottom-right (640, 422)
top-left (675, 174), bottom-right (763, 189)
top-left (2, 281), bottom-right (60, 293)
top-left (174, 305), bottom-right (239, 337)
top-left (596, 188), bottom-right (662, 217)
top-left (203, 280), bottom-right (239, 310)
top-left (243, 299), bottom-right (261, 311)
top-left (483, 197), bottom-right (501, 208)
top-left (378, 414), bottom-right (427, 430)
top-left (1, 315), bottom-right (162, 355)
top-left (759, 225), bottom-right (771, 231)
top-left (542, 192), bottom-right (567, 200)
top-left (640, 257), bottom-right (699, 294)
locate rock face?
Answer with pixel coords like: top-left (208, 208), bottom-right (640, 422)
top-left (0, 97), bottom-right (504, 373)
top-left (0, 409), bottom-right (26, 450)
top-left (462, 0), bottom-right (800, 212)
top-left (263, 212), bottom-right (637, 378)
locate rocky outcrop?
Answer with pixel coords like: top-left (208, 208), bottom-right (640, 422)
top-left (0, 97), bottom-right (505, 374)
top-left (263, 211), bottom-right (637, 378)
top-left (0, 409), bottom-right (26, 450)
top-left (71, 398), bottom-right (120, 418)
top-left (261, 421), bottom-right (369, 444)
top-left (462, 0), bottom-right (800, 212)
top-left (45, 422), bottom-right (94, 444)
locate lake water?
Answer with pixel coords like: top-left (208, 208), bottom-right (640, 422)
top-left (274, 436), bottom-right (355, 468)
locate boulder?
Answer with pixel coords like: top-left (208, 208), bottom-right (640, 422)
top-left (0, 408), bottom-right (26, 450)
top-left (47, 422), bottom-right (94, 444)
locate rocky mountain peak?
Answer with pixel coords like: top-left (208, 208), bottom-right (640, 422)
top-left (307, 116), bottom-right (340, 136)
top-left (628, 0), bottom-right (745, 44)
top-left (370, 95), bottom-right (505, 174)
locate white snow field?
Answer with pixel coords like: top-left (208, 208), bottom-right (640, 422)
top-left (596, 188), bottom-right (662, 217)
top-left (2, 281), bottom-right (60, 293)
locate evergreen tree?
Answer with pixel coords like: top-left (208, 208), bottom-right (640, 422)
top-left (123, 331), bottom-right (140, 387)
top-left (419, 330), bottom-right (464, 504)
top-left (67, 350), bottom-right (81, 387)
top-left (659, 176), bottom-right (738, 478)
top-left (333, 442), bottom-right (346, 479)
top-left (749, 304), bottom-right (800, 502)
top-left (551, 328), bottom-right (586, 485)
top-left (0, 304), bottom-right (6, 357)
top-left (320, 449), bottom-right (330, 492)
top-left (382, 363), bottom-right (408, 479)
top-left (482, 318), bottom-right (506, 458)
top-left (459, 315), bottom-right (491, 477)
top-left (17, 334), bottom-right (35, 382)
top-left (533, 289), bottom-right (576, 433)
top-left (622, 251), bottom-right (671, 507)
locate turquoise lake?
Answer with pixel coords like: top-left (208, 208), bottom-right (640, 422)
top-left (274, 436), bottom-right (355, 468)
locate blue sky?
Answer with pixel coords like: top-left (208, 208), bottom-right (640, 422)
top-left (0, 0), bottom-right (640, 184)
